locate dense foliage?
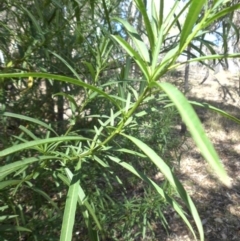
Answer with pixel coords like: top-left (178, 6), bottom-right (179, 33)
top-left (0, 0), bottom-right (240, 240)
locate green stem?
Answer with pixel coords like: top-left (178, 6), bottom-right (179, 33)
top-left (79, 86), bottom-right (150, 158)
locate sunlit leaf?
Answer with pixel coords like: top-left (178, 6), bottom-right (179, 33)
top-left (180, 0), bottom-right (206, 50)
top-left (112, 17), bottom-right (150, 63)
top-left (111, 35), bottom-right (150, 79)
top-left (155, 82), bottom-right (231, 188)
top-left (189, 101), bottom-right (240, 125)
top-left (134, 0), bottom-right (154, 49)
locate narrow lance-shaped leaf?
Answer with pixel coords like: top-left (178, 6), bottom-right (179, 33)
top-left (82, 61), bottom-right (96, 82)
top-left (155, 82), bottom-right (231, 187)
top-left (111, 35), bottom-right (150, 79)
top-left (0, 180), bottom-right (22, 190)
top-left (18, 125), bottom-right (39, 140)
top-left (60, 161), bottom-right (81, 241)
top-left (0, 156), bottom-right (59, 179)
top-left (0, 72), bottom-right (121, 110)
top-left (0, 136), bottom-right (89, 157)
top-left (170, 53), bottom-right (240, 69)
top-left (156, 0), bottom-right (164, 29)
top-left (49, 51), bottom-right (82, 80)
top-left (108, 154), bottom-right (199, 240)
top-left (26, 184), bottom-right (59, 211)
top-left (134, 0), bottom-right (155, 49)
top-left (153, 45), bottom-right (179, 80)
top-left (151, 26), bottom-right (163, 71)
top-left (112, 17), bottom-right (150, 63)
top-left (189, 101), bottom-right (240, 125)
top-left (164, 0), bottom-right (182, 31)
top-left (22, 7), bottom-right (44, 41)
top-left (0, 225), bottom-right (32, 232)
top-left (180, 0), bottom-right (207, 50)
top-left (205, 4), bottom-right (240, 27)
top-left (58, 172), bottom-right (103, 232)
top-left (0, 215), bottom-right (18, 221)
top-left (102, 0), bottom-right (112, 33)
top-left (3, 112), bottom-right (58, 136)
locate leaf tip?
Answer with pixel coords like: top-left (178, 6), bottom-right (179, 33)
top-left (222, 176), bottom-right (232, 189)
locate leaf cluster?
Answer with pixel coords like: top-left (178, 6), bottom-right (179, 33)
top-left (0, 1), bottom-right (240, 241)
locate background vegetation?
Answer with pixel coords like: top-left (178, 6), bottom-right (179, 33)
top-left (0, 0), bottom-right (240, 240)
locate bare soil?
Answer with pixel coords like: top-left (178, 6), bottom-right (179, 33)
top-left (157, 65), bottom-right (240, 241)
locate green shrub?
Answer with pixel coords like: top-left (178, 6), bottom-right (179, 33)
top-left (1, 1), bottom-right (240, 241)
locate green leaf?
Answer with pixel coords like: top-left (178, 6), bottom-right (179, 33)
top-left (0, 225), bottom-right (32, 232)
top-left (112, 17), bottom-right (150, 63)
top-left (164, 0), bottom-right (191, 37)
top-left (0, 215), bottom-right (18, 222)
top-left (0, 156), bottom-right (58, 180)
top-left (53, 92), bottom-right (78, 113)
top-left (58, 172), bottom-right (103, 232)
top-left (18, 125), bottom-right (39, 140)
top-left (119, 135), bottom-right (204, 241)
top-left (0, 136), bottom-right (89, 157)
top-left (102, 0), bottom-right (112, 33)
top-left (134, 0), bottom-right (154, 49)
top-left (205, 4), bottom-right (240, 27)
top-left (113, 148), bottom-right (146, 158)
top-left (83, 61), bottom-right (96, 81)
top-left (153, 46), bottom-right (179, 79)
top-left (3, 112), bottom-right (58, 136)
top-left (27, 184), bottom-right (60, 211)
top-left (60, 162), bottom-right (81, 241)
top-left (48, 50), bottom-right (82, 80)
top-left (93, 155), bottom-right (109, 168)
top-left (180, 0), bottom-right (206, 50)
top-left (151, 26), bottom-right (163, 71)
top-left (111, 35), bottom-right (150, 79)
top-left (110, 109), bottom-right (114, 126)
top-left (22, 7), bottom-right (44, 41)
top-left (0, 72), bottom-right (120, 110)
top-left (212, 0), bottom-right (231, 10)
top-left (108, 155), bottom-right (199, 240)
top-left (171, 53), bottom-right (240, 68)
top-left (155, 82), bottom-right (231, 188)
top-left (0, 180), bottom-right (22, 190)
top-left (189, 101), bottom-right (240, 125)
top-left (152, 0), bottom-right (164, 29)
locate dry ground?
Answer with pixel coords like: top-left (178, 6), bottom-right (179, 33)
top-left (158, 66), bottom-right (240, 241)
